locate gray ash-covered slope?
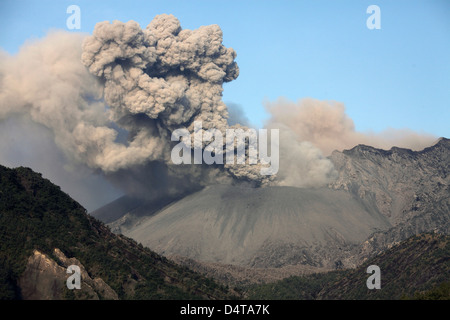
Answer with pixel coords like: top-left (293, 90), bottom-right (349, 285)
top-left (91, 191), bottom-right (192, 224)
top-left (330, 137), bottom-right (449, 226)
top-left (94, 138), bottom-right (449, 270)
top-left (330, 137), bottom-right (450, 262)
top-left (119, 185), bottom-right (390, 269)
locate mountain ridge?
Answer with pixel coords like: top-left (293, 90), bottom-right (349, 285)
top-left (329, 137), bottom-right (449, 264)
top-left (0, 164), bottom-right (236, 299)
top-left (247, 232), bottom-right (450, 300)
top-left (95, 137), bottom-right (449, 277)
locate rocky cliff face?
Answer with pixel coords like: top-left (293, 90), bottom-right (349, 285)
top-left (330, 138), bottom-right (449, 225)
top-left (329, 138), bottom-right (449, 263)
top-left (316, 232), bottom-right (450, 300)
top-left (19, 249), bottom-right (118, 300)
top-left (98, 138), bottom-right (449, 276)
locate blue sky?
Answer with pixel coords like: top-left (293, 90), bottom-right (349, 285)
top-left (1, 0), bottom-right (449, 137)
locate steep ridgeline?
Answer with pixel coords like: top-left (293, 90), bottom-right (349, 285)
top-left (329, 137), bottom-right (450, 263)
top-left (0, 165), bottom-right (235, 300)
top-left (95, 138), bottom-right (449, 276)
top-left (247, 232), bottom-right (450, 300)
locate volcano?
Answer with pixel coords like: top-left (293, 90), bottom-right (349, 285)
top-left (92, 138), bottom-right (450, 270)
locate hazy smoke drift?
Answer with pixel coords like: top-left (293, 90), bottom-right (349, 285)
top-left (264, 97), bottom-right (437, 187)
top-left (0, 14), bottom-right (275, 199)
top-left (0, 32), bottom-right (109, 168)
top-left (0, 14), bottom-right (437, 198)
top-left (266, 98), bottom-right (437, 156)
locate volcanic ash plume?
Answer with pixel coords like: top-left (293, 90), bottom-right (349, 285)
top-left (0, 31), bottom-right (111, 168)
top-left (0, 14), bottom-right (281, 200)
top-left (265, 98), bottom-right (437, 156)
top-left (3, 14), bottom-right (433, 197)
top-left (81, 14), bottom-right (274, 185)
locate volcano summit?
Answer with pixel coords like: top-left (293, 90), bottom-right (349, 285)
top-left (93, 138), bottom-right (450, 273)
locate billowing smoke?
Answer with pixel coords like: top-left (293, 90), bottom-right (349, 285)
top-left (0, 14), bottom-right (439, 209)
top-left (265, 98), bottom-right (437, 156)
top-left (0, 31), bottom-right (126, 210)
top-left (0, 15), bottom-right (274, 207)
top-left (226, 103), bottom-right (251, 127)
top-left (80, 15), bottom-right (234, 171)
top-left (267, 123), bottom-right (338, 188)
top-left (0, 31), bottom-right (107, 167)
top-left (80, 14), bottom-right (273, 186)
top-left (263, 97), bottom-right (438, 187)
top-left (0, 115), bottom-right (123, 211)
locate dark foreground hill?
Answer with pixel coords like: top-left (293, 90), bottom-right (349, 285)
top-left (0, 165), bottom-right (236, 300)
top-left (247, 232), bottom-right (450, 300)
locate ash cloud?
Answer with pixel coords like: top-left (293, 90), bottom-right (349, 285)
top-left (0, 15), bottom-right (273, 208)
top-left (0, 14), bottom-right (438, 208)
top-left (0, 31), bottom-right (111, 168)
top-left (0, 115), bottom-right (122, 212)
top-left (80, 14), bottom-right (271, 185)
top-left (0, 31), bottom-right (124, 210)
top-left (265, 98), bottom-right (437, 156)
top-left (226, 103), bottom-right (251, 127)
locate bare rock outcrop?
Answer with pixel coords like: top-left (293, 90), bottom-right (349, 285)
top-left (19, 249), bottom-right (118, 300)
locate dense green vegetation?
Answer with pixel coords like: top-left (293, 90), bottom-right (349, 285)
top-left (247, 270), bottom-right (345, 300)
top-left (0, 165), bottom-right (235, 300)
top-left (247, 233), bottom-right (450, 300)
top-left (406, 282), bottom-right (450, 300)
